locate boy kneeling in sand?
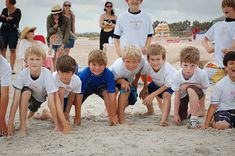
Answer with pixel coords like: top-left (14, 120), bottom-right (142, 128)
top-left (202, 52), bottom-right (235, 130)
top-left (7, 45), bottom-right (70, 136)
top-left (76, 49), bottom-right (118, 126)
top-left (140, 44), bottom-right (177, 126)
top-left (172, 46), bottom-right (209, 129)
top-left (109, 45), bottom-right (147, 124)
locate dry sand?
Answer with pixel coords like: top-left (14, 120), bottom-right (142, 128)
top-left (0, 38), bottom-right (234, 156)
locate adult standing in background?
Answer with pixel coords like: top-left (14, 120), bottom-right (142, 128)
top-left (63, 1), bottom-right (76, 54)
top-left (0, 0), bottom-right (21, 74)
top-left (114, 0), bottom-right (153, 57)
top-left (99, 1), bottom-right (117, 50)
top-left (47, 4), bottom-right (71, 66)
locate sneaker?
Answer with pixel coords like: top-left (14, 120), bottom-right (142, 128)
top-left (188, 118), bottom-right (200, 129)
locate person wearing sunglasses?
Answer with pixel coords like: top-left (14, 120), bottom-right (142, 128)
top-left (99, 1), bottom-right (117, 50)
top-left (63, 1), bottom-right (76, 54)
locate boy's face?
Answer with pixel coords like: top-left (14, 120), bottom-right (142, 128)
top-left (225, 60), bottom-right (235, 81)
top-left (181, 62), bottom-right (197, 78)
top-left (26, 54), bottom-right (43, 73)
top-left (126, 0), bottom-right (142, 10)
top-left (57, 71), bottom-right (73, 84)
top-left (89, 62), bottom-right (105, 76)
top-left (148, 55), bottom-right (164, 72)
top-left (124, 58), bottom-right (140, 71)
top-left (223, 5), bottom-right (235, 18)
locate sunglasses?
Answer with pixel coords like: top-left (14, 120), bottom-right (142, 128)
top-left (64, 4), bottom-right (71, 7)
top-left (106, 5), bottom-right (112, 8)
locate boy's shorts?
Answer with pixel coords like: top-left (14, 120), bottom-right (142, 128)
top-left (22, 87), bottom-right (42, 112)
top-left (82, 85), bottom-right (107, 103)
top-left (63, 98), bottom-right (68, 112)
top-left (52, 44), bottom-right (62, 53)
top-left (178, 85), bottom-right (204, 120)
top-left (116, 84), bottom-right (138, 105)
top-left (148, 82), bottom-right (174, 99)
top-left (214, 110), bottom-right (235, 128)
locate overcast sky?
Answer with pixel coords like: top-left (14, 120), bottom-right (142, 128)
top-left (0, 0), bottom-right (223, 36)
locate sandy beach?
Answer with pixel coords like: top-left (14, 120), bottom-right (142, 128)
top-left (0, 38), bottom-right (234, 156)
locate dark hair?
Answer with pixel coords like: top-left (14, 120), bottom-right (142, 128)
top-left (104, 1), bottom-right (115, 15)
top-left (9, 0), bottom-right (16, 5)
top-left (223, 51), bottom-right (235, 66)
top-left (56, 55), bottom-right (77, 73)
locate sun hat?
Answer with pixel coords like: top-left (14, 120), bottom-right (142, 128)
top-left (20, 26), bottom-right (36, 39)
top-left (51, 4), bottom-right (63, 14)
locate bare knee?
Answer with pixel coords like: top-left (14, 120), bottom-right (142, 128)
top-left (213, 121), bottom-right (230, 130)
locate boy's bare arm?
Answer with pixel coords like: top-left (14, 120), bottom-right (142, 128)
top-left (74, 94), bottom-right (83, 126)
top-left (202, 37), bottom-right (214, 54)
top-left (114, 38), bottom-right (122, 57)
top-left (116, 78), bottom-right (130, 91)
top-left (201, 104), bottom-right (217, 129)
top-left (139, 74), bottom-right (148, 100)
top-left (142, 36), bottom-right (152, 55)
top-left (8, 89), bottom-right (22, 136)
top-left (173, 91), bottom-right (181, 125)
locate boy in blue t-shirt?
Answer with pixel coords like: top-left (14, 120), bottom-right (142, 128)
top-left (76, 49), bottom-right (118, 126)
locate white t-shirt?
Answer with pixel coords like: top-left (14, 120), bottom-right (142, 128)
top-left (0, 55), bottom-right (11, 86)
top-left (205, 21), bottom-right (235, 68)
top-left (172, 67), bottom-right (209, 98)
top-left (211, 76), bottom-right (235, 111)
top-left (142, 61), bottom-right (177, 87)
top-left (109, 57), bottom-right (146, 83)
top-left (18, 39), bottom-right (52, 59)
top-left (13, 67), bottom-right (58, 102)
top-left (114, 10), bottom-right (153, 49)
top-left (52, 72), bottom-right (82, 98)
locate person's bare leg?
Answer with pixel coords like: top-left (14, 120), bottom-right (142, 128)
top-left (157, 97), bottom-right (163, 113)
top-left (187, 88), bottom-right (199, 117)
top-left (212, 121), bottom-right (230, 130)
top-left (10, 49), bottom-right (16, 72)
top-left (117, 93), bottom-right (129, 124)
top-left (143, 104), bottom-right (155, 116)
top-left (160, 93), bottom-right (171, 126)
top-left (19, 91), bottom-right (31, 136)
top-left (197, 95), bottom-right (205, 117)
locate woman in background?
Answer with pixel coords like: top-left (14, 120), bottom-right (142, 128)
top-left (99, 1), bottom-right (117, 50)
top-left (63, 1), bottom-right (76, 54)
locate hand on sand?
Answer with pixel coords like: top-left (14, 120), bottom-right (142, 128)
top-left (200, 124), bottom-right (209, 130)
top-left (0, 120), bottom-right (8, 136)
top-left (62, 125), bottom-right (70, 134)
top-left (174, 114), bottom-right (182, 125)
top-left (142, 111), bottom-right (155, 116)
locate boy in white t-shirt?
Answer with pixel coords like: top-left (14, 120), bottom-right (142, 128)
top-left (172, 46), bottom-right (209, 129)
top-left (202, 0), bottom-right (235, 83)
top-left (0, 55), bottom-right (11, 136)
top-left (140, 44), bottom-right (177, 126)
top-left (109, 44), bottom-right (147, 124)
top-left (7, 45), bottom-right (70, 136)
top-left (202, 51), bottom-right (235, 130)
top-left (53, 55), bottom-right (82, 126)
top-left (113, 0), bottom-right (153, 57)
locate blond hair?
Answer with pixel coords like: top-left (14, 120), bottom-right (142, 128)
top-left (88, 49), bottom-right (107, 66)
top-left (147, 44), bottom-right (166, 60)
top-left (180, 46), bottom-right (200, 64)
top-left (122, 45), bottom-right (142, 61)
top-left (24, 45), bottom-right (46, 61)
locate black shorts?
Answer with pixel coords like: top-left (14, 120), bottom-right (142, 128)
top-left (82, 85), bottom-right (107, 103)
top-left (214, 110), bottom-right (235, 128)
top-left (178, 85), bottom-right (204, 120)
top-left (22, 87), bottom-right (42, 112)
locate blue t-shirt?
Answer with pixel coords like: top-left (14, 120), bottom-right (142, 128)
top-left (77, 67), bottom-right (116, 94)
